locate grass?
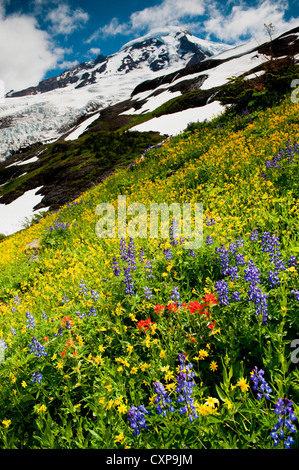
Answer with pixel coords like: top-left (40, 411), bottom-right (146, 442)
top-left (0, 93), bottom-right (298, 449)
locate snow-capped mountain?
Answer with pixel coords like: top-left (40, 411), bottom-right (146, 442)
top-left (0, 27), bottom-right (231, 160)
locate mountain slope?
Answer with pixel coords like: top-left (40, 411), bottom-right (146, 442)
top-left (0, 92), bottom-right (298, 448)
top-left (0, 25), bottom-right (298, 236)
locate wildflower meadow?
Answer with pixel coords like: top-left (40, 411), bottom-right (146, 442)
top-left (0, 92), bottom-right (298, 450)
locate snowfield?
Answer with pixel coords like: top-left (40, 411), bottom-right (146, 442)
top-left (131, 101), bottom-right (225, 135)
top-left (0, 187), bottom-right (48, 236)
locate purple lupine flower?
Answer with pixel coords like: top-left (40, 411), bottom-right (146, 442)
top-left (144, 286), bottom-right (153, 301)
top-left (229, 242), bottom-right (237, 254)
top-left (163, 248), bottom-right (172, 260)
top-left (205, 217), bottom-right (216, 226)
top-left (236, 237), bottom-right (244, 247)
top-left (90, 289), bottom-right (99, 302)
top-left (176, 354), bottom-right (198, 423)
top-left (250, 229), bottom-right (259, 242)
top-left (144, 260), bottom-right (154, 279)
top-left (270, 398), bottom-right (297, 448)
top-left (268, 270), bottom-right (280, 288)
top-left (248, 284), bottom-right (268, 324)
top-left (215, 245), bottom-right (230, 276)
top-left (79, 280), bottom-right (89, 297)
top-left (287, 255), bottom-right (297, 268)
top-left (250, 367), bottom-right (272, 400)
top-left (10, 325), bottom-right (17, 336)
top-left (127, 238), bottom-right (137, 270)
top-left (112, 257), bottom-right (120, 277)
top-left (120, 237), bottom-right (128, 261)
top-left (139, 247), bottom-right (145, 263)
top-left (25, 311), bottom-right (36, 330)
top-left (215, 280), bottom-right (230, 306)
top-left (188, 249), bottom-right (196, 257)
top-left (244, 260), bottom-right (261, 285)
top-left (153, 381), bottom-right (175, 416)
top-left (62, 293), bottom-right (69, 304)
top-left (170, 286), bottom-right (180, 302)
top-left (235, 252), bottom-right (246, 266)
top-left (206, 235), bottom-right (213, 245)
top-left (31, 370), bottom-right (43, 384)
top-left (127, 405), bottom-right (150, 436)
top-left (228, 266), bottom-right (239, 282)
top-left (231, 291), bottom-right (242, 302)
top-left (170, 220), bottom-right (179, 246)
top-left (123, 267), bottom-right (135, 295)
top-left (29, 337), bottom-right (48, 358)
top-left (291, 290), bottom-right (299, 301)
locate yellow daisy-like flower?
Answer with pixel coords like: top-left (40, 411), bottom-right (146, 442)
top-left (94, 355), bottom-right (104, 365)
top-left (164, 370), bottom-right (175, 382)
top-left (21, 381), bottom-right (27, 388)
top-left (205, 397), bottom-right (219, 408)
top-left (114, 432), bottom-right (125, 443)
top-left (165, 382), bottom-right (176, 392)
top-left (2, 419), bottom-right (11, 428)
top-left (194, 349), bottom-right (209, 360)
top-left (36, 404), bottom-right (47, 413)
top-left (130, 366), bottom-right (138, 374)
top-left (159, 349), bottom-right (166, 359)
top-left (210, 361), bottom-right (218, 372)
top-left (224, 399), bottom-right (233, 410)
top-left (236, 378), bottom-right (250, 392)
top-left (127, 344), bottom-right (133, 354)
top-left (117, 403), bottom-right (128, 414)
top-left (149, 394), bottom-right (157, 404)
top-left (106, 400), bottom-right (114, 410)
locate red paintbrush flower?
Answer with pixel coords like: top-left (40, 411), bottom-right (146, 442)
top-left (137, 318), bottom-right (155, 331)
top-left (154, 304), bottom-right (165, 314)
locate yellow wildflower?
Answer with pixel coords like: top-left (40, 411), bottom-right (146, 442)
top-left (210, 361), bottom-right (218, 372)
top-left (36, 404), bottom-right (47, 413)
top-left (159, 349), bottom-right (166, 359)
top-left (236, 378), bottom-right (250, 392)
top-left (224, 399), bottom-right (233, 410)
top-left (117, 403), bottom-right (128, 414)
top-left (114, 432), bottom-right (125, 443)
top-left (2, 419), bottom-right (11, 428)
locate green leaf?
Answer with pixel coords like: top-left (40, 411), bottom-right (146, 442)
top-left (216, 384), bottom-right (228, 402)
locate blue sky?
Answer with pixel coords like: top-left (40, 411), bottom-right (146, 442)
top-left (0, 0), bottom-right (298, 92)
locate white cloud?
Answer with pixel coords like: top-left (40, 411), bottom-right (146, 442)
top-left (88, 0), bottom-right (298, 46)
top-left (130, 0), bottom-right (206, 31)
top-left (46, 3), bottom-right (89, 36)
top-left (203, 0), bottom-right (298, 43)
top-left (87, 17), bottom-right (129, 43)
top-left (56, 59), bottom-right (79, 70)
top-left (87, 0), bottom-right (206, 42)
top-left (0, 11), bottom-right (62, 92)
top-left (88, 47), bottom-right (101, 56)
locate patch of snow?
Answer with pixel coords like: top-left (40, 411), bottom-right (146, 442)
top-left (200, 52), bottom-right (266, 89)
top-left (64, 112), bottom-right (101, 141)
top-left (0, 186), bottom-right (48, 236)
top-left (244, 70), bottom-right (265, 80)
top-left (130, 100), bottom-right (225, 135)
top-left (123, 90), bottom-right (182, 115)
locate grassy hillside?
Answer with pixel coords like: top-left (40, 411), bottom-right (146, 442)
top-left (0, 93), bottom-right (298, 449)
